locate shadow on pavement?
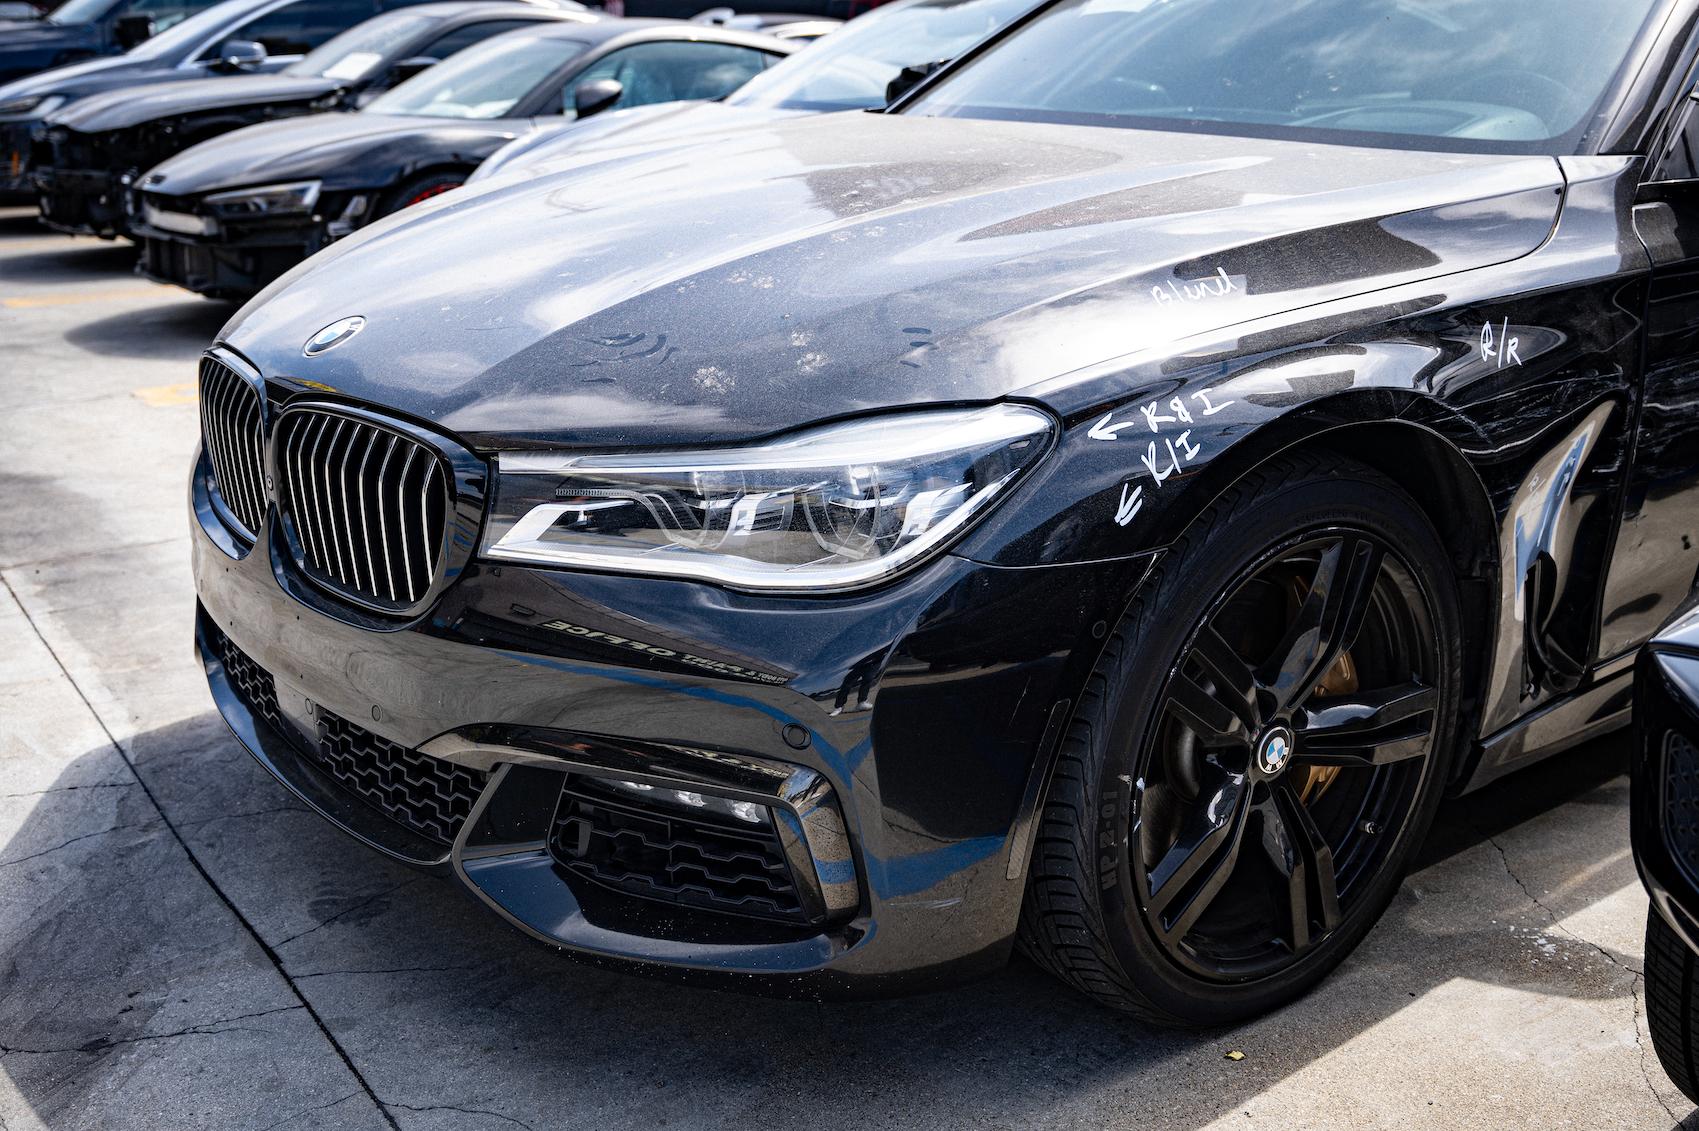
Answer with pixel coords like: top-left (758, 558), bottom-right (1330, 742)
top-left (0, 708), bottom-right (1673, 1130)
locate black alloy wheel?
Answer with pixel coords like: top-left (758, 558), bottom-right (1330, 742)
top-left (1020, 452), bottom-right (1462, 1026)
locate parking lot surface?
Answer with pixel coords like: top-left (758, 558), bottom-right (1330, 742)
top-left (0, 206), bottom-right (1693, 1130)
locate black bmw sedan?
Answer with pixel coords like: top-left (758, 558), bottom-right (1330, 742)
top-left (29, 0), bottom-right (589, 236)
top-left (130, 19), bottom-right (796, 297)
top-left (0, 0), bottom-right (404, 195)
top-left (191, 0), bottom-right (1699, 1025)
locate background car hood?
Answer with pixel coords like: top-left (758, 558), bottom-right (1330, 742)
top-left (0, 52), bottom-right (164, 100)
top-left (222, 113), bottom-right (1565, 449)
top-left (146, 111), bottom-right (528, 193)
top-left (0, 20), bottom-right (90, 50)
top-left (51, 72), bottom-right (338, 132)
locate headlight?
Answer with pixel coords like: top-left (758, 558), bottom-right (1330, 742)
top-left (203, 180), bottom-right (321, 218)
top-left (0, 94), bottom-right (65, 120)
top-left (481, 404), bottom-right (1054, 590)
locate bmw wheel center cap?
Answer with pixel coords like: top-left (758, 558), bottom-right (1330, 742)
top-left (1256, 725), bottom-right (1295, 776)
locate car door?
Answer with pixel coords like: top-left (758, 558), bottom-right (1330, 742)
top-left (559, 40), bottom-right (778, 119)
top-left (1606, 72), bottom-right (1699, 660)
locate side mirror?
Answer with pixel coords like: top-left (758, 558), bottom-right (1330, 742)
top-left (884, 59), bottom-right (947, 105)
top-left (572, 78), bottom-right (622, 120)
top-left (215, 39), bottom-right (267, 71)
top-left (113, 13), bottom-right (154, 49)
top-left (388, 55), bottom-right (438, 84)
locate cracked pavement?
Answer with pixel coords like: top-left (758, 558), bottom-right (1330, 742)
top-left (2, 207), bottom-right (1695, 1130)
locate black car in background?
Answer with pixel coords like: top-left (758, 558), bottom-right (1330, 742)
top-left (468, 0), bottom-right (1032, 184)
top-left (0, 0), bottom-right (436, 195)
top-left (1636, 607), bottom-right (1699, 1102)
top-left (131, 19), bottom-right (791, 295)
top-left (0, 0), bottom-right (216, 86)
top-left (28, 0), bottom-right (589, 235)
top-left (189, 0), bottom-right (1699, 1025)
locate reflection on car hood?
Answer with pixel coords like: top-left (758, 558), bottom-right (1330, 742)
top-left (0, 52), bottom-right (171, 99)
top-left (50, 72), bottom-right (338, 132)
top-left (0, 20), bottom-right (88, 49)
top-left (479, 100), bottom-right (802, 180)
top-left (146, 111), bottom-right (530, 193)
top-left (223, 113), bottom-right (1565, 449)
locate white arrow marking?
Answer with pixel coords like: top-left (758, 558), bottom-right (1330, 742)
top-left (1088, 412), bottom-right (1141, 442)
top-left (1114, 482), bottom-right (1144, 527)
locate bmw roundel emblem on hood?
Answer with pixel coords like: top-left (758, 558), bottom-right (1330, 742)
top-left (303, 316), bottom-right (366, 356)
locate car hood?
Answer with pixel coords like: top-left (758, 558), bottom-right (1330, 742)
top-left (145, 110), bottom-right (528, 194)
top-left (1, 53), bottom-right (182, 100)
top-left (51, 72), bottom-right (338, 132)
top-left (0, 19), bottom-right (89, 50)
top-left (222, 113), bottom-right (1566, 450)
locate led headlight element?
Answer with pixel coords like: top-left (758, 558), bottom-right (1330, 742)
top-left (203, 180), bottom-right (321, 218)
top-left (481, 405), bottom-right (1054, 590)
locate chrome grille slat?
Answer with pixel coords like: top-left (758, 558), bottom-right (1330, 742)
top-left (197, 357), bottom-right (266, 538)
top-left (276, 408), bottom-right (452, 612)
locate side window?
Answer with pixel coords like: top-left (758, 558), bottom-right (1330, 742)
top-left (116, 0), bottom-right (218, 35)
top-left (1655, 94), bottom-right (1699, 183)
top-left (564, 42), bottom-right (775, 116)
top-left (217, 0), bottom-right (378, 58)
top-left (411, 19), bottom-right (540, 62)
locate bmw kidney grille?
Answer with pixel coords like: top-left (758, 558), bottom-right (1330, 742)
top-left (198, 356), bottom-right (267, 539)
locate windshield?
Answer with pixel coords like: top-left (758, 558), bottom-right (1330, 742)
top-left (286, 11), bottom-right (435, 79)
top-left (908, 0), bottom-right (1666, 153)
top-left (46, 0), bottom-right (110, 25)
top-left (364, 32), bottom-right (586, 119)
top-left (122, 1), bottom-right (251, 59)
top-left (730, 0), bottom-right (1031, 111)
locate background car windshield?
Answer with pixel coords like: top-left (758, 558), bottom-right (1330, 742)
top-left (121, 1), bottom-right (254, 58)
top-left (730, 0), bottom-right (1029, 112)
top-left (286, 11), bottom-right (435, 79)
top-left (45, 0), bottom-right (109, 24)
top-left (907, 0), bottom-right (1665, 152)
top-left (364, 33), bottom-right (585, 118)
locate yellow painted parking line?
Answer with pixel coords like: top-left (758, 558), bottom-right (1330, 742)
top-left (132, 381), bottom-right (198, 408)
top-left (1, 287), bottom-right (165, 309)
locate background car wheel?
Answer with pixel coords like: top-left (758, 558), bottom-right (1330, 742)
top-left (1019, 451), bottom-right (1463, 1026)
top-left (380, 172), bottom-right (465, 216)
top-left (1645, 909), bottom-right (1699, 1103)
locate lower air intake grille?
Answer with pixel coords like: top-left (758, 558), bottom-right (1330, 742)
top-left (199, 356), bottom-right (267, 538)
top-left (1666, 731), bottom-right (1699, 890)
top-left (209, 622), bottom-right (487, 846)
top-left (548, 776), bottom-right (806, 924)
top-left (312, 712), bottom-right (489, 846)
top-left (276, 409), bottom-right (450, 612)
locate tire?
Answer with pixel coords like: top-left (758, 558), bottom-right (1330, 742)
top-left (1019, 451), bottom-right (1463, 1026)
top-left (378, 171), bottom-right (465, 217)
top-left (1646, 907), bottom-right (1699, 1104)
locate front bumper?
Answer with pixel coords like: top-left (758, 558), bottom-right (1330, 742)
top-left (34, 164), bottom-right (126, 237)
top-left (1635, 643), bottom-right (1699, 955)
top-left (191, 442), bottom-right (1146, 994)
top-left (136, 214), bottom-right (328, 299)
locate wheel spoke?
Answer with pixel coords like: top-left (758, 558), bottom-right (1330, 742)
top-left (1191, 625), bottom-right (1262, 735)
top-left (1259, 781), bottom-right (1341, 955)
top-left (1165, 671), bottom-right (1253, 748)
top-left (1145, 772), bottom-right (1253, 941)
top-left (1259, 536), bottom-right (1385, 714)
top-left (1294, 681), bottom-right (1437, 767)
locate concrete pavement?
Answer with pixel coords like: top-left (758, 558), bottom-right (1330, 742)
top-left (0, 206), bottom-right (1692, 1130)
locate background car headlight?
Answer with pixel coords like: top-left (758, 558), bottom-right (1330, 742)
top-left (203, 180), bottom-right (321, 218)
top-left (0, 94), bottom-right (65, 120)
top-left (481, 404), bottom-right (1055, 590)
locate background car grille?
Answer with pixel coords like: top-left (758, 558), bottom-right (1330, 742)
top-left (209, 621), bottom-right (488, 847)
top-left (548, 776), bottom-right (807, 924)
top-left (1665, 730), bottom-right (1699, 889)
top-left (199, 356), bottom-right (267, 537)
top-left (276, 410), bottom-right (450, 610)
